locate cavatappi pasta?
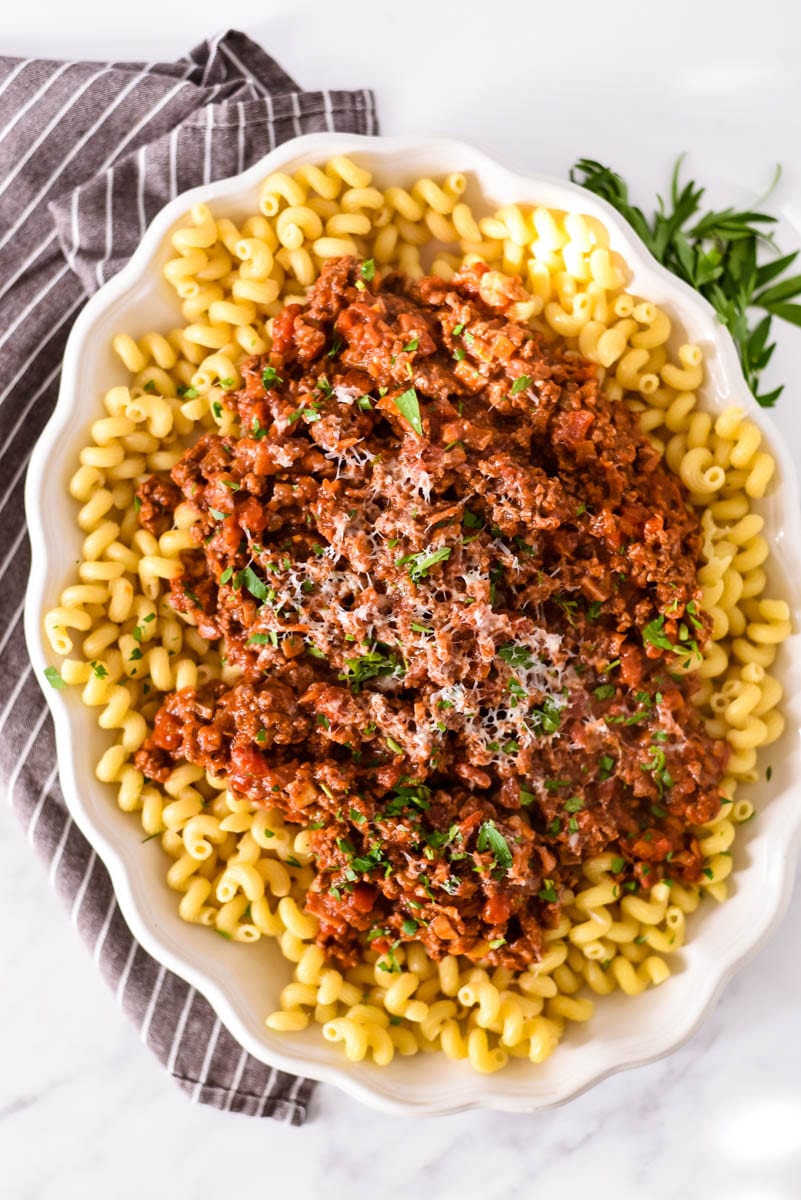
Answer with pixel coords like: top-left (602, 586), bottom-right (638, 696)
top-left (44, 156), bottom-right (789, 1072)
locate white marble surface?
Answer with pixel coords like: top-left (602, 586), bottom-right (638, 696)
top-left (4, 0), bottom-right (801, 1194)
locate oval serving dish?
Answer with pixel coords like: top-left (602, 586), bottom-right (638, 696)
top-left (25, 133), bottom-right (801, 1115)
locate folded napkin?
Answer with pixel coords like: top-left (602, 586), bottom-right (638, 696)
top-left (1, 29), bottom-right (377, 1124)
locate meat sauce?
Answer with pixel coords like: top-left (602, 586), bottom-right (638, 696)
top-left (135, 257), bottom-right (729, 970)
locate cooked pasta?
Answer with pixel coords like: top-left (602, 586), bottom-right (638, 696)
top-left (42, 155), bottom-right (790, 1073)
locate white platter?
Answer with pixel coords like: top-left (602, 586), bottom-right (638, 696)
top-left (24, 133), bottom-right (801, 1115)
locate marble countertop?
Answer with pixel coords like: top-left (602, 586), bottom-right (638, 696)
top-left (4, 1), bottom-right (801, 1194)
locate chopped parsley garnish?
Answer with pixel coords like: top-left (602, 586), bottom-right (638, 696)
top-left (520, 789), bottom-right (536, 806)
top-left (208, 507), bottom-right (226, 521)
top-left (564, 797), bottom-right (584, 814)
top-left (593, 683), bottom-right (616, 700)
top-left (476, 821), bottom-right (513, 874)
top-left (401, 917), bottom-right (419, 936)
top-left (361, 259), bottom-right (375, 282)
top-left (262, 366), bottom-right (283, 388)
top-left (219, 566), bottom-right (233, 584)
top-left (548, 817), bottom-right (562, 835)
top-left (610, 855), bottom-right (626, 874)
top-left (386, 737), bottom-right (404, 755)
top-left (211, 400), bottom-right (223, 420)
top-left (538, 879), bottom-right (558, 903)
top-left (396, 545), bottom-right (451, 582)
top-left (317, 714), bottom-right (331, 729)
top-left (642, 745), bottom-right (674, 796)
top-left (384, 781), bottom-right (431, 816)
top-left (510, 374), bottom-right (532, 395)
top-left (530, 697), bottom-right (563, 736)
top-left (339, 645), bottom-right (405, 692)
top-left (497, 642), bottom-right (534, 669)
top-left (247, 633), bottom-right (272, 645)
top-left (177, 385), bottom-right (199, 399)
top-left (90, 661), bottom-right (108, 679)
top-left (392, 386), bottom-right (423, 436)
top-left (238, 565), bottom-right (268, 603)
top-left (288, 406), bottom-right (321, 425)
top-left (598, 754), bottom-right (615, 781)
top-left (587, 601), bottom-right (603, 620)
top-left (402, 336), bottom-right (419, 352)
top-left (251, 416), bottom-right (268, 440)
top-left (43, 666), bottom-right (66, 690)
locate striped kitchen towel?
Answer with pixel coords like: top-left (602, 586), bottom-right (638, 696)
top-left (1, 29), bottom-right (377, 1124)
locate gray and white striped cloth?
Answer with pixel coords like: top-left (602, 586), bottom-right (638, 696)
top-left (2, 29), bottom-right (377, 1124)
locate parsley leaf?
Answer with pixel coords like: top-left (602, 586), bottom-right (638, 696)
top-left (43, 666), bottom-right (66, 690)
top-left (476, 820), bottom-right (513, 874)
top-left (396, 545), bottom-right (451, 582)
top-left (392, 387), bottom-right (423, 435)
top-left (262, 365), bottom-right (283, 388)
top-left (339, 645), bottom-right (405, 692)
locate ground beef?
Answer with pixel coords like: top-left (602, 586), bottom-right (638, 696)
top-left (135, 257), bottom-right (729, 971)
top-left (134, 474), bottom-right (182, 536)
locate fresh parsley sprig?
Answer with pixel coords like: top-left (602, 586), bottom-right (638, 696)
top-left (570, 156), bottom-right (801, 406)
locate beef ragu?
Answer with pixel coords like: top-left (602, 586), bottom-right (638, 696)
top-left (134, 256), bottom-right (729, 970)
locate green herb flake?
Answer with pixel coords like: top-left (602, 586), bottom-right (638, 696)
top-left (361, 259), bottom-right (376, 282)
top-left (610, 855), bottom-right (626, 874)
top-left (476, 820), bottom-right (513, 874)
top-left (43, 666), bottom-right (66, 690)
top-left (538, 879), bottom-right (558, 903)
top-left (240, 565), bottom-right (268, 603)
top-left (396, 545), bottom-right (451, 582)
top-left (392, 386), bottom-right (423, 436)
top-left (510, 374), bottom-right (532, 395)
top-left (262, 365), bottom-right (283, 388)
